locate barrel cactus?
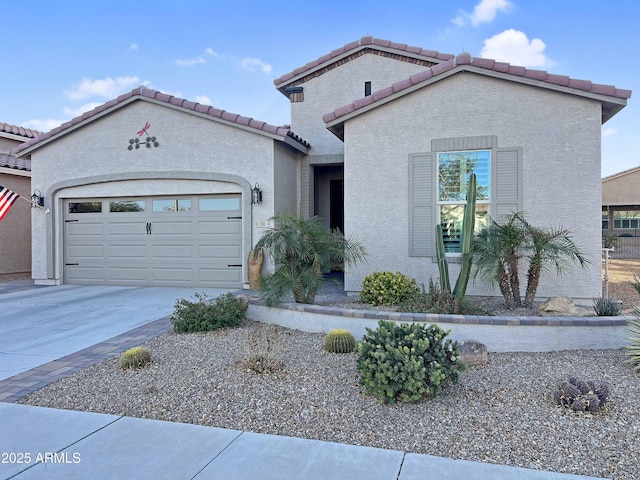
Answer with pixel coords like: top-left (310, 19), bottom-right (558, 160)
top-left (324, 329), bottom-right (356, 354)
top-left (119, 347), bottom-right (152, 370)
top-left (553, 377), bottom-right (610, 412)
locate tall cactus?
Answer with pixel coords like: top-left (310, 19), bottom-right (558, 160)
top-left (435, 173), bottom-right (477, 300)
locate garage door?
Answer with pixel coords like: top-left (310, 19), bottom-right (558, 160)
top-left (63, 195), bottom-right (243, 287)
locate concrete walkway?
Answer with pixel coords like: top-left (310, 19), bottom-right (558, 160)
top-left (0, 282), bottom-right (608, 480)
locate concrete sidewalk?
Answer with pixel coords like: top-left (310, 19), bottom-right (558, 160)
top-left (0, 403), bottom-right (606, 480)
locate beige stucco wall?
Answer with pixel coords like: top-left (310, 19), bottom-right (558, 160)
top-left (0, 171), bottom-right (31, 275)
top-left (29, 100), bottom-right (290, 285)
top-left (603, 168), bottom-right (640, 206)
top-left (342, 72), bottom-right (603, 303)
top-left (291, 53), bottom-right (429, 156)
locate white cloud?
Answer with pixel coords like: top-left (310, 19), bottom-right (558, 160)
top-left (176, 56), bottom-right (206, 67)
top-left (602, 127), bottom-right (619, 137)
top-left (65, 76), bottom-right (141, 100)
top-left (129, 43), bottom-right (139, 51)
top-left (453, 0), bottom-right (512, 26)
top-left (195, 95), bottom-right (212, 105)
top-left (481, 29), bottom-right (553, 67)
top-left (63, 102), bottom-right (103, 117)
top-left (240, 57), bottom-right (272, 74)
top-left (22, 119), bottom-right (65, 132)
top-left (205, 48), bottom-right (220, 58)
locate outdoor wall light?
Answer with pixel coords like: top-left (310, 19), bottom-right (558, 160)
top-left (31, 189), bottom-right (44, 208)
top-left (251, 183), bottom-right (263, 205)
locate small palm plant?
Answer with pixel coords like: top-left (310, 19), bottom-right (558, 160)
top-left (253, 213), bottom-right (367, 306)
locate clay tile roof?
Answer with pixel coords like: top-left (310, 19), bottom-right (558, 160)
top-left (12, 87), bottom-right (310, 156)
top-left (0, 152), bottom-right (30, 171)
top-left (274, 36), bottom-right (454, 87)
top-left (323, 53), bottom-right (632, 129)
top-left (0, 122), bottom-right (41, 139)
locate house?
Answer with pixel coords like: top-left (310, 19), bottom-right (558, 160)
top-left (602, 166), bottom-right (640, 235)
top-left (0, 122), bottom-right (39, 276)
top-left (13, 37), bottom-right (631, 303)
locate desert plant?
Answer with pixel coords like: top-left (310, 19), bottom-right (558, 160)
top-left (593, 297), bottom-right (621, 316)
top-left (630, 274), bottom-right (640, 296)
top-left (171, 292), bottom-right (247, 333)
top-left (396, 279), bottom-right (459, 314)
top-left (603, 234), bottom-right (619, 249)
top-left (553, 376), bottom-right (610, 412)
top-left (253, 213), bottom-right (368, 306)
top-left (240, 324), bottom-right (283, 374)
top-left (357, 320), bottom-right (466, 404)
top-left (472, 212), bottom-right (588, 309)
top-left (435, 173), bottom-right (476, 301)
top-left (360, 271), bottom-right (419, 306)
top-left (626, 312), bottom-right (640, 373)
top-left (119, 347), bottom-right (152, 370)
top-left (324, 329), bottom-right (356, 353)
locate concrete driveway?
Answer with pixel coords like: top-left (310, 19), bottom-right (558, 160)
top-left (0, 285), bottom-right (231, 381)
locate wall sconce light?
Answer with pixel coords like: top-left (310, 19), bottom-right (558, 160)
top-left (251, 183), bottom-right (263, 205)
top-left (31, 189), bottom-right (44, 208)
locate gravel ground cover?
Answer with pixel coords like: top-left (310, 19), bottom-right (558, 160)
top-left (14, 260), bottom-right (640, 479)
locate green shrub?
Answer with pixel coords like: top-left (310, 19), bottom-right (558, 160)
top-left (357, 320), bottom-right (466, 404)
top-left (593, 297), bottom-right (621, 316)
top-left (626, 312), bottom-right (640, 374)
top-left (119, 347), bottom-right (152, 370)
top-left (324, 329), bottom-right (356, 353)
top-left (553, 376), bottom-right (610, 412)
top-left (396, 280), bottom-right (486, 315)
top-left (360, 271), bottom-right (419, 306)
top-left (171, 292), bottom-right (247, 333)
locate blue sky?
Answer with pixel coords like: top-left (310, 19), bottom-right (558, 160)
top-left (2, 0), bottom-right (638, 176)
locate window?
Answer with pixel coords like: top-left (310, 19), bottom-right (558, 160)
top-left (613, 210), bottom-right (640, 229)
top-left (199, 197), bottom-right (240, 211)
top-left (364, 81), bottom-right (372, 97)
top-left (109, 200), bottom-right (145, 212)
top-left (68, 202), bottom-right (102, 213)
top-left (437, 150), bottom-right (490, 253)
top-left (152, 199), bottom-right (192, 212)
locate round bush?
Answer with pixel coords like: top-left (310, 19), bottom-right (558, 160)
top-left (357, 320), bottom-right (466, 404)
top-left (360, 271), bottom-right (419, 306)
top-left (119, 347), bottom-right (152, 370)
top-left (324, 329), bottom-right (356, 353)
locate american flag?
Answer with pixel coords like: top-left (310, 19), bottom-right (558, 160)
top-left (0, 185), bottom-right (19, 221)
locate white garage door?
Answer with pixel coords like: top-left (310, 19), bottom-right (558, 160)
top-left (63, 195), bottom-right (243, 288)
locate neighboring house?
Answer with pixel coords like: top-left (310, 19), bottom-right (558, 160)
top-left (602, 166), bottom-right (640, 236)
top-left (13, 37), bottom-right (631, 303)
top-left (0, 122), bottom-right (39, 276)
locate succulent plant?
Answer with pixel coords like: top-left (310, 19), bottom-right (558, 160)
top-left (324, 329), bottom-right (356, 354)
top-left (553, 376), bottom-right (610, 413)
top-left (119, 347), bottom-right (152, 370)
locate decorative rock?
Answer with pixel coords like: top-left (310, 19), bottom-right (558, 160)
top-left (458, 340), bottom-right (488, 366)
top-left (538, 297), bottom-right (590, 317)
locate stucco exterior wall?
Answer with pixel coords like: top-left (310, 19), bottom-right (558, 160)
top-left (272, 141), bottom-right (299, 216)
top-left (603, 168), bottom-right (640, 206)
top-left (0, 172), bottom-right (31, 275)
top-left (29, 100), bottom-right (281, 284)
top-left (291, 54), bottom-right (429, 156)
top-left (343, 72), bottom-right (602, 303)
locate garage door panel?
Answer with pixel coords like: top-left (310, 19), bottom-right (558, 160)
top-left (109, 245), bottom-right (148, 258)
top-left (109, 222), bottom-right (147, 236)
top-left (152, 244), bottom-right (193, 259)
top-left (64, 195), bottom-right (243, 288)
top-left (67, 245), bottom-right (104, 258)
top-left (199, 221), bottom-right (241, 235)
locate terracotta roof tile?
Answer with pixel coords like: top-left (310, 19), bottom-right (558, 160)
top-left (0, 153), bottom-right (30, 171)
top-left (324, 53), bottom-right (632, 126)
top-left (12, 87), bottom-right (310, 155)
top-left (274, 36), bottom-right (455, 87)
top-left (0, 122), bottom-right (41, 139)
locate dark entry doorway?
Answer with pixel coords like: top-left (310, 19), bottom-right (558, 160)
top-left (313, 164), bottom-right (344, 233)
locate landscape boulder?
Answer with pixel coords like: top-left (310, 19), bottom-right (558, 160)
top-left (458, 340), bottom-right (488, 366)
top-left (538, 297), bottom-right (590, 317)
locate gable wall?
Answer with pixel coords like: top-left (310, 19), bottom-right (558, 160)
top-left (30, 101), bottom-right (279, 283)
top-left (603, 169), bottom-right (640, 206)
top-left (291, 53), bottom-right (429, 155)
top-left (342, 72), bottom-right (602, 302)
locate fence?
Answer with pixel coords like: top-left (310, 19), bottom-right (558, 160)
top-left (604, 236), bottom-right (640, 259)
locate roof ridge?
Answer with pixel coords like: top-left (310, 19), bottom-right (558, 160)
top-left (323, 52), bottom-right (631, 125)
top-left (602, 164), bottom-right (640, 181)
top-left (12, 88), bottom-right (309, 155)
top-left (273, 36), bottom-right (455, 87)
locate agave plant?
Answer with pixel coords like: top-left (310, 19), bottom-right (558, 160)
top-left (253, 213), bottom-right (367, 306)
